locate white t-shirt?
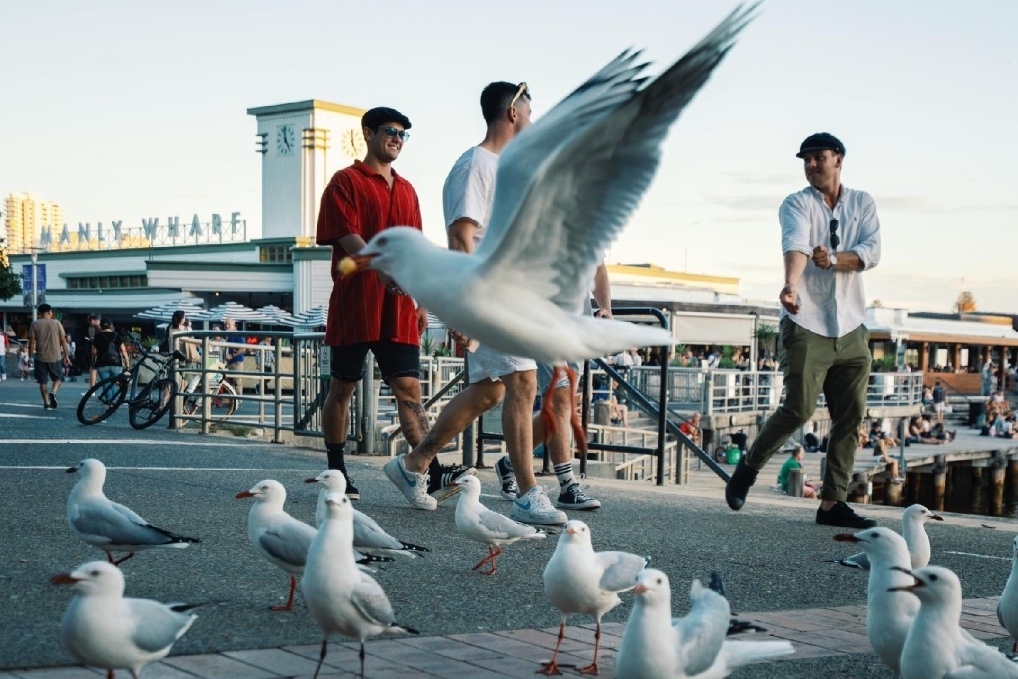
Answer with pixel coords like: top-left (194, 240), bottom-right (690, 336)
top-left (442, 146), bottom-right (499, 246)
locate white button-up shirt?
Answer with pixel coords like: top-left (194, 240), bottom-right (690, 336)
top-left (780, 185), bottom-right (881, 338)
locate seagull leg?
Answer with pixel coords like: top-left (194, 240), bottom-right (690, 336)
top-left (538, 366), bottom-right (563, 441)
top-left (484, 545), bottom-right (502, 575)
top-left (536, 619), bottom-right (565, 675)
top-left (359, 641), bottom-right (366, 678)
top-left (105, 552), bottom-right (116, 564)
top-left (564, 365), bottom-right (587, 455)
top-left (472, 546), bottom-right (496, 571)
top-left (270, 574), bottom-right (297, 611)
top-left (312, 638), bottom-right (327, 679)
top-left (107, 670), bottom-right (115, 679)
top-left (576, 620), bottom-right (601, 674)
top-left (111, 552), bottom-right (135, 566)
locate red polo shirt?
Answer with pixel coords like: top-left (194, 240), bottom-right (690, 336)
top-left (316, 160), bottom-right (423, 347)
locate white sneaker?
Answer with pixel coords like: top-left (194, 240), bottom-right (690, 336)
top-left (510, 485), bottom-right (567, 525)
top-left (383, 455), bottom-right (437, 510)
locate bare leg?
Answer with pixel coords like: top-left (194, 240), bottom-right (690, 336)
top-left (502, 370), bottom-right (538, 493)
top-left (537, 619), bottom-right (566, 675)
top-left (270, 574), bottom-right (297, 611)
top-left (534, 384), bottom-right (575, 467)
top-left (312, 638), bottom-right (328, 679)
top-left (389, 375), bottom-right (428, 448)
top-left (322, 377), bottom-right (356, 448)
top-left (403, 380), bottom-right (503, 473)
top-left (577, 621), bottom-right (601, 674)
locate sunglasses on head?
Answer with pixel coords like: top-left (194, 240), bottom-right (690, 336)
top-left (510, 81), bottom-right (529, 108)
top-left (829, 219), bottom-right (840, 251)
top-left (381, 126), bottom-right (410, 141)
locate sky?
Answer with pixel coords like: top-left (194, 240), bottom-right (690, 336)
top-left (1, 1), bottom-right (1016, 314)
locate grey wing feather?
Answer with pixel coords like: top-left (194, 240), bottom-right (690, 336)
top-left (259, 524), bottom-right (314, 568)
top-left (72, 502), bottom-right (176, 547)
top-left (353, 511), bottom-right (402, 551)
top-left (350, 573), bottom-right (396, 627)
top-left (127, 599), bottom-right (194, 653)
top-left (477, 508), bottom-right (534, 540)
top-left (596, 551), bottom-right (647, 592)
top-left (676, 591), bottom-right (730, 676)
top-left (477, 4), bottom-right (758, 313)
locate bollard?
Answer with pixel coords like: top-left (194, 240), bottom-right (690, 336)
top-left (991, 462), bottom-right (1006, 517)
top-left (884, 475), bottom-right (903, 506)
top-left (787, 468), bottom-right (805, 497)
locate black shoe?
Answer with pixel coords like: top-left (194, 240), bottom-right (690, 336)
top-left (49, 393), bottom-right (58, 409)
top-left (429, 463), bottom-right (476, 502)
top-left (343, 474), bottom-right (360, 500)
top-left (816, 501), bottom-right (877, 528)
top-left (725, 458), bottom-right (758, 511)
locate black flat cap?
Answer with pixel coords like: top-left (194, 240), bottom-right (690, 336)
top-left (796, 132), bottom-right (845, 158)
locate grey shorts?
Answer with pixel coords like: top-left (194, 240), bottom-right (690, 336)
top-left (537, 362), bottom-right (582, 392)
top-left (34, 360), bottom-right (63, 384)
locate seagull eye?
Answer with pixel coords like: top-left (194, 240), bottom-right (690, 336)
top-left (656, 578), bottom-right (662, 585)
top-left (378, 237), bottom-right (388, 246)
top-left (929, 574), bottom-right (938, 581)
top-left (91, 570), bottom-right (100, 576)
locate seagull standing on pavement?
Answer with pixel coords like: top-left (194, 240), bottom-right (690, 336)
top-left (52, 560), bottom-right (198, 679)
top-left (306, 470), bottom-right (429, 559)
top-left (892, 565), bottom-right (1018, 679)
top-left (998, 535), bottom-right (1018, 652)
top-left (827, 504), bottom-right (942, 571)
top-left (452, 474), bottom-right (546, 575)
top-left (615, 568), bottom-right (794, 678)
top-left (66, 458), bottom-right (199, 565)
top-left (343, 5), bottom-right (757, 447)
top-left (540, 519), bottom-right (647, 675)
top-left (302, 492), bottom-right (418, 679)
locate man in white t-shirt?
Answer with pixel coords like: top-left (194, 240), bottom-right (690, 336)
top-left (382, 81), bottom-right (566, 525)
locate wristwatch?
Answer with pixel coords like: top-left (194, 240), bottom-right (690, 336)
top-left (827, 254), bottom-right (838, 270)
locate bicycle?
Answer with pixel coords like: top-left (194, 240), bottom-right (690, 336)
top-left (76, 339), bottom-right (186, 429)
top-left (181, 357), bottom-right (238, 419)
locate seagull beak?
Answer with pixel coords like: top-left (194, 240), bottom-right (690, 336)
top-left (566, 526), bottom-right (578, 535)
top-left (235, 490), bottom-right (255, 499)
top-left (50, 573), bottom-right (79, 585)
top-left (65, 466), bottom-right (77, 474)
top-left (304, 477), bottom-right (319, 484)
top-left (833, 533), bottom-right (861, 543)
top-left (930, 513), bottom-right (944, 521)
top-left (632, 583), bottom-right (648, 594)
top-left (887, 566), bottom-right (922, 592)
top-left (338, 254), bottom-right (376, 277)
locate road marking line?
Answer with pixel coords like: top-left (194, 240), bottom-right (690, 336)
top-left (0, 466), bottom-right (320, 472)
top-left (0, 413), bottom-right (56, 419)
top-left (2, 439), bottom-right (272, 446)
top-left (944, 550), bottom-right (1011, 561)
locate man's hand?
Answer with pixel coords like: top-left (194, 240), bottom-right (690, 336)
top-left (594, 308), bottom-right (613, 319)
top-left (449, 328), bottom-right (472, 347)
top-left (416, 307), bottom-right (428, 336)
top-left (812, 245), bottom-right (831, 270)
top-left (780, 283), bottom-right (800, 314)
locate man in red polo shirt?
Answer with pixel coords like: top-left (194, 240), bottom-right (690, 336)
top-left (316, 106), bottom-right (469, 503)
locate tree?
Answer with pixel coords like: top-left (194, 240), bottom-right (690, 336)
top-left (753, 322), bottom-right (778, 359)
top-left (954, 291), bottom-right (976, 313)
top-left (0, 237), bottom-right (21, 302)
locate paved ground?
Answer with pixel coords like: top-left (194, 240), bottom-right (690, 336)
top-left (2, 377), bottom-right (1018, 678)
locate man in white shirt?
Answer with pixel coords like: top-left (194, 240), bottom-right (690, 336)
top-left (726, 132), bottom-right (881, 529)
top-left (383, 81), bottom-right (566, 525)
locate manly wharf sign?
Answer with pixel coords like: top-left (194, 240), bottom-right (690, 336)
top-left (37, 212), bottom-right (246, 252)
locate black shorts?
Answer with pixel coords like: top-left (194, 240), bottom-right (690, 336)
top-left (331, 341), bottom-right (420, 383)
top-left (34, 360), bottom-right (63, 384)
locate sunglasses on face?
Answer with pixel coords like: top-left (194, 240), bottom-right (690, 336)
top-left (381, 126), bottom-right (410, 141)
top-left (510, 81), bottom-right (529, 108)
top-left (829, 219), bottom-right (840, 251)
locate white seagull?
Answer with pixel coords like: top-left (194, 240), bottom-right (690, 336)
top-left (345, 5), bottom-right (757, 447)
top-left (615, 568), bottom-right (794, 678)
top-left (541, 519), bottom-right (648, 675)
top-left (66, 458), bottom-right (199, 565)
top-left (52, 560), bottom-right (198, 679)
top-left (998, 535), bottom-right (1018, 652)
top-left (306, 470), bottom-right (429, 559)
top-left (302, 492), bottom-right (418, 679)
top-left (893, 565), bottom-right (1018, 679)
top-left (452, 474), bottom-right (546, 574)
top-left (828, 504), bottom-right (943, 571)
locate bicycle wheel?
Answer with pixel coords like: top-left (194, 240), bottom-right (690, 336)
top-left (76, 375), bottom-right (129, 425)
top-left (212, 380), bottom-right (239, 417)
top-left (128, 378), bottom-right (178, 430)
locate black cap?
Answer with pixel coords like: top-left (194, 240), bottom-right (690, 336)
top-left (796, 132), bottom-right (845, 158)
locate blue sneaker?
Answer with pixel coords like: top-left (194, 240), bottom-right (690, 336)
top-left (510, 486), bottom-right (567, 525)
top-left (383, 455), bottom-right (436, 510)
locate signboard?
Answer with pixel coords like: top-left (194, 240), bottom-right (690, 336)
top-left (21, 263), bottom-right (46, 307)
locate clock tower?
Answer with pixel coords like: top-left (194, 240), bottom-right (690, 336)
top-left (247, 100), bottom-right (367, 241)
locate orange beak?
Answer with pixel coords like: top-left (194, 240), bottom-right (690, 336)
top-left (51, 573), bottom-right (78, 585)
top-left (235, 490), bottom-right (255, 499)
top-left (338, 254), bottom-right (376, 277)
top-left (632, 583), bottom-right (648, 594)
top-left (833, 533), bottom-right (861, 543)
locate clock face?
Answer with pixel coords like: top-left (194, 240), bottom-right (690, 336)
top-left (341, 128), bottom-right (366, 159)
top-left (276, 124), bottom-right (296, 156)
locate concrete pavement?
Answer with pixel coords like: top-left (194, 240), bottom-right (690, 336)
top-left (2, 376), bottom-right (1018, 678)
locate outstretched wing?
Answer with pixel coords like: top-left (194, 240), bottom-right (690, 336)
top-left (475, 4), bottom-right (758, 313)
top-left (676, 583), bottom-right (730, 676)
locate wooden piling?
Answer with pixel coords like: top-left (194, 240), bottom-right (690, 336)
top-left (1005, 457), bottom-right (1018, 510)
top-left (884, 475), bottom-right (903, 506)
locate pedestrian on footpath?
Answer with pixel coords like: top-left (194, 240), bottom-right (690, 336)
top-left (725, 132), bottom-right (882, 528)
top-left (28, 303), bottom-right (70, 410)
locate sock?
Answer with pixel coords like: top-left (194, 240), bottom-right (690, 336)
top-left (554, 461), bottom-right (576, 490)
top-left (325, 443), bottom-right (347, 473)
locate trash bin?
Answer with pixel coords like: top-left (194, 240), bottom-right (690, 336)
top-left (969, 401), bottom-right (986, 428)
top-left (725, 446), bottom-right (741, 465)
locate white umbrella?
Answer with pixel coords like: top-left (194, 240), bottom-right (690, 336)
top-left (284, 305), bottom-right (327, 328)
top-left (256, 304), bottom-right (300, 327)
top-left (134, 300), bottom-right (205, 322)
top-left (192, 302), bottom-right (271, 326)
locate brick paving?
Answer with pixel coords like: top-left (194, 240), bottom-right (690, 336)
top-left (6, 597), bottom-right (1008, 678)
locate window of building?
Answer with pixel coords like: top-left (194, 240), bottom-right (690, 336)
top-left (65, 275), bottom-right (148, 290)
top-left (259, 245), bottom-right (292, 263)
